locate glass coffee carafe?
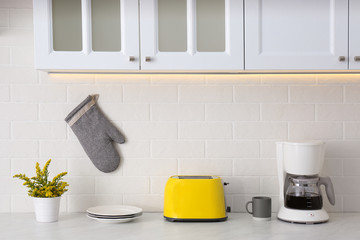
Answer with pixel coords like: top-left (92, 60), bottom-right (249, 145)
top-left (284, 175), bottom-right (335, 210)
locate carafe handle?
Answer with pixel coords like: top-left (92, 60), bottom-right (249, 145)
top-left (319, 177), bottom-right (335, 205)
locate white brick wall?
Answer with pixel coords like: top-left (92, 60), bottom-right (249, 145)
top-left (2, 4), bottom-right (360, 214)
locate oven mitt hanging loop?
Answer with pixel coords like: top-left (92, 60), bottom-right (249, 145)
top-left (65, 95), bottom-right (125, 173)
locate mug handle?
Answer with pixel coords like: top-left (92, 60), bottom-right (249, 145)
top-left (245, 201), bottom-right (253, 214)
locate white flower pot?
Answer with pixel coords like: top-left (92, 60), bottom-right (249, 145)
top-left (33, 197), bottom-right (61, 223)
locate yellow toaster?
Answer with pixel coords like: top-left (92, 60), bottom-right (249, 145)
top-left (163, 175), bottom-right (227, 222)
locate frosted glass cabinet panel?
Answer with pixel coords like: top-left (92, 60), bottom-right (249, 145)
top-left (91, 0), bottom-right (121, 51)
top-left (34, 0), bottom-right (243, 71)
top-left (34, 0), bottom-right (139, 70)
top-left (158, 0), bottom-right (187, 52)
top-left (52, 0), bottom-right (82, 51)
top-left (140, 0), bottom-right (243, 70)
top-left (196, 0), bottom-right (225, 52)
top-left (245, 0), bottom-right (349, 70)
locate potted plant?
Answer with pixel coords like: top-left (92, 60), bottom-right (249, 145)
top-left (13, 159), bottom-right (69, 222)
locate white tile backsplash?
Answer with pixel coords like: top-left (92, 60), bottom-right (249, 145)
top-left (345, 86), bottom-right (360, 103)
top-left (68, 85), bottom-right (123, 103)
top-left (39, 103), bottom-right (75, 121)
top-left (9, 9), bottom-right (32, 28)
top-left (343, 159), bottom-right (360, 176)
top-left (123, 158), bottom-right (177, 176)
top-left (119, 140), bottom-right (150, 158)
top-left (0, 141), bottom-right (38, 158)
top-left (10, 47), bottom-right (34, 66)
top-left (2, 6), bottom-right (360, 214)
top-left (206, 74), bottom-right (260, 84)
top-left (150, 176), bottom-right (169, 194)
top-left (122, 122), bottom-right (177, 140)
top-left (11, 158), bottom-right (67, 177)
top-left (343, 195), bottom-right (360, 212)
top-left (100, 104), bottom-right (150, 121)
top-left (317, 74), bottom-right (360, 84)
top-left (325, 141), bottom-right (360, 158)
top-left (67, 195), bottom-right (123, 212)
top-left (0, 28), bottom-right (33, 47)
top-left (123, 194), bottom-right (163, 212)
top-left (67, 158), bottom-right (112, 176)
top-left (0, 0), bottom-right (32, 9)
top-left (261, 74), bottom-right (316, 84)
top-left (0, 103), bottom-right (37, 121)
top-left (234, 86), bottom-right (288, 103)
top-left (0, 122), bottom-right (10, 139)
top-left (234, 122), bottom-right (287, 139)
top-left (344, 123), bottom-right (360, 139)
top-left (66, 177), bottom-right (95, 195)
top-left (179, 122), bottom-right (232, 139)
top-left (0, 47), bottom-right (10, 65)
top-left (317, 104), bottom-right (360, 121)
top-left (262, 104), bottom-right (315, 121)
top-left (233, 158), bottom-right (277, 176)
top-left (151, 104), bottom-right (205, 121)
top-left (0, 159), bottom-right (10, 176)
top-left (0, 9), bottom-right (9, 27)
top-left (289, 122), bottom-right (343, 140)
top-left (179, 85), bottom-right (233, 103)
top-left (151, 140), bottom-right (205, 158)
top-left (222, 177), bottom-right (260, 194)
top-left (95, 177), bottom-right (150, 194)
top-left (0, 196), bottom-right (11, 213)
top-left (178, 158), bottom-right (233, 176)
top-left (0, 177), bottom-right (13, 194)
top-left (123, 85), bottom-right (178, 103)
top-left (206, 141), bottom-right (259, 158)
top-left (206, 104), bottom-right (260, 121)
top-left (0, 67), bottom-right (37, 83)
top-left (260, 176), bottom-right (279, 194)
top-left (12, 122), bottom-right (67, 139)
top-left (289, 86), bottom-right (343, 103)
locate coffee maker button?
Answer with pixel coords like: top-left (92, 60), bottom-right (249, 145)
top-left (308, 213), bottom-right (315, 217)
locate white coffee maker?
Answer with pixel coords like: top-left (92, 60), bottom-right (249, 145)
top-left (277, 141), bottom-right (335, 224)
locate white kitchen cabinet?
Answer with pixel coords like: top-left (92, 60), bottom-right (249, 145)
top-left (349, 0), bottom-right (360, 70)
top-left (33, 0), bottom-right (243, 71)
top-left (244, 0), bottom-right (349, 70)
top-left (140, 0), bottom-right (243, 70)
top-left (33, 0), bottom-right (139, 71)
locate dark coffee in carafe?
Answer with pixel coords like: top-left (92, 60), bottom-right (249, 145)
top-left (285, 194), bottom-right (323, 210)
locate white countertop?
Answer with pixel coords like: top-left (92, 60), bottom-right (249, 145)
top-left (1, 213), bottom-right (359, 240)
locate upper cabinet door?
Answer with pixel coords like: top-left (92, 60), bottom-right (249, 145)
top-left (140, 0), bottom-right (244, 71)
top-left (33, 0), bottom-right (139, 71)
top-left (245, 0), bottom-right (348, 70)
top-left (349, 0), bottom-right (360, 70)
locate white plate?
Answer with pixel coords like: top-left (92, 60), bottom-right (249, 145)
top-left (87, 214), bottom-right (139, 223)
top-left (86, 205), bottom-right (143, 217)
top-left (87, 212), bottom-right (142, 219)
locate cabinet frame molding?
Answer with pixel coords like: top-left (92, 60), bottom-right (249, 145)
top-left (33, 0), bottom-right (139, 70)
top-left (139, 0), bottom-right (244, 70)
top-left (244, 0), bottom-right (349, 70)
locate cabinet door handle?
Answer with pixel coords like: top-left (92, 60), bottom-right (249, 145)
top-left (355, 56), bottom-right (360, 62)
top-left (145, 56), bottom-right (151, 62)
top-left (338, 56), bottom-right (346, 62)
top-left (129, 56), bottom-right (135, 62)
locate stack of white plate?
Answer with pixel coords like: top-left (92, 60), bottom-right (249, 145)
top-left (86, 205), bottom-right (143, 223)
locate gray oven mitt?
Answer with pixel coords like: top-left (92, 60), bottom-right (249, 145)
top-left (65, 95), bottom-right (125, 173)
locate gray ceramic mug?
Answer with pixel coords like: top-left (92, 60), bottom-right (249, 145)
top-left (246, 196), bottom-right (271, 221)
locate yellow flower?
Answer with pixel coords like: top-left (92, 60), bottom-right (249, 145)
top-left (13, 159), bottom-right (69, 198)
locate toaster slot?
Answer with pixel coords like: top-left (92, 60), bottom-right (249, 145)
top-left (176, 176), bottom-right (214, 179)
